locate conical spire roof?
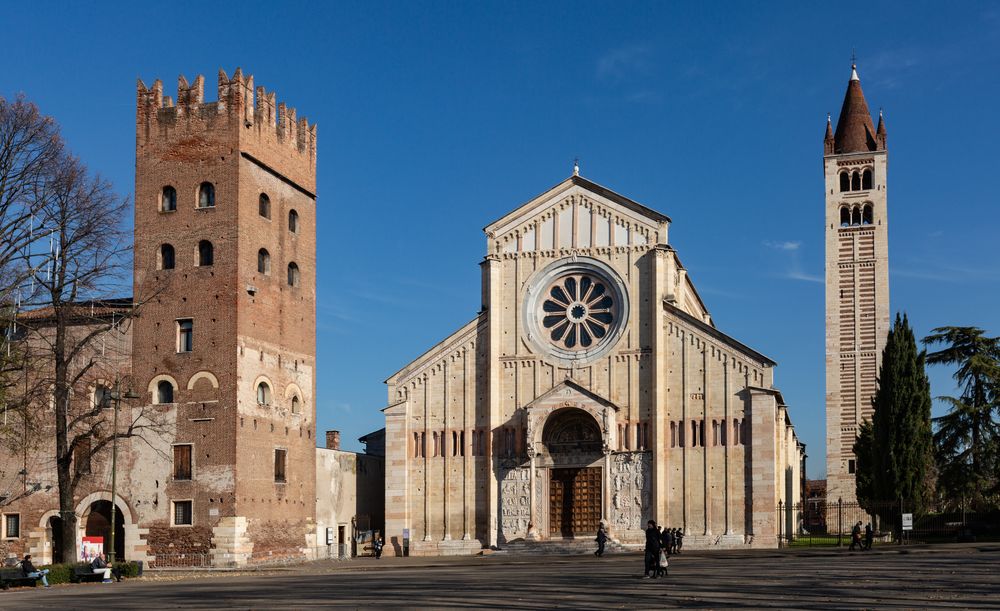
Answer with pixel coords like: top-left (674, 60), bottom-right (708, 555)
top-left (833, 64), bottom-right (877, 154)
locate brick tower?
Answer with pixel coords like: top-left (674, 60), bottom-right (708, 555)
top-left (134, 69), bottom-right (317, 564)
top-left (823, 63), bottom-right (890, 505)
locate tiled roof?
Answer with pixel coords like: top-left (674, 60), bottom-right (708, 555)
top-left (833, 65), bottom-right (878, 154)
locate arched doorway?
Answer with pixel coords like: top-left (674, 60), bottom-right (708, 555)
top-left (542, 408), bottom-right (603, 538)
top-left (85, 500), bottom-right (125, 560)
top-left (47, 515), bottom-right (64, 563)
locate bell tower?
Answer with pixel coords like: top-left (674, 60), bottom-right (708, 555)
top-left (823, 63), bottom-right (890, 504)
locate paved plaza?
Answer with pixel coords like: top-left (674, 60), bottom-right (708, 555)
top-left (1, 544), bottom-right (998, 609)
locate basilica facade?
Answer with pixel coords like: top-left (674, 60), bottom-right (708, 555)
top-left (383, 173), bottom-right (804, 555)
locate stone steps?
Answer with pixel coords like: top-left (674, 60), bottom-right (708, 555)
top-left (499, 538), bottom-right (627, 555)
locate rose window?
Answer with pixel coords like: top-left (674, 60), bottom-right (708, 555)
top-left (541, 274), bottom-right (615, 351)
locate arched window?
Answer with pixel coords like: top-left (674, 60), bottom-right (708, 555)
top-left (862, 168), bottom-right (873, 190)
top-left (162, 186), bottom-right (177, 211)
top-left (257, 249), bottom-right (271, 275)
top-left (840, 206), bottom-right (850, 227)
top-left (851, 171), bottom-right (861, 191)
top-left (862, 204), bottom-right (873, 225)
top-left (258, 193), bottom-right (271, 219)
top-left (851, 206), bottom-right (862, 226)
top-left (93, 384), bottom-right (111, 409)
top-left (287, 262), bottom-right (300, 287)
top-left (157, 380), bottom-right (174, 404)
top-left (256, 382), bottom-right (272, 405)
top-left (198, 240), bottom-right (214, 266)
top-left (160, 244), bottom-right (175, 270)
top-left (288, 209), bottom-right (298, 234)
top-left (291, 395), bottom-right (300, 414)
top-left (198, 182), bottom-right (215, 208)
top-left (839, 173), bottom-right (849, 192)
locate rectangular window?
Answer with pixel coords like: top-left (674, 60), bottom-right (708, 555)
top-left (848, 459), bottom-right (856, 474)
top-left (172, 500), bottom-right (193, 526)
top-left (75, 437), bottom-right (92, 475)
top-left (274, 448), bottom-right (287, 483)
top-left (173, 444), bottom-right (193, 480)
top-left (3, 514), bottom-right (20, 539)
top-left (177, 319), bottom-right (193, 352)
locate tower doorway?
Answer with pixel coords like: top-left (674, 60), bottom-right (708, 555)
top-left (47, 515), bottom-right (64, 563)
top-left (85, 500), bottom-right (125, 560)
top-left (549, 467), bottom-right (602, 537)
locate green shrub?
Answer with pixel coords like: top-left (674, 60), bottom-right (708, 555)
top-left (38, 563), bottom-right (86, 585)
top-left (114, 560), bottom-right (140, 578)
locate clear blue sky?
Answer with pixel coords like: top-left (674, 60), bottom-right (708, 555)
top-left (3, 2), bottom-right (998, 477)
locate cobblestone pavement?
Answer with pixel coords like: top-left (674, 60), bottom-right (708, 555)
top-left (2, 544), bottom-right (998, 609)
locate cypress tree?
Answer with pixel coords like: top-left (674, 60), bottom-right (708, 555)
top-left (869, 313), bottom-right (934, 514)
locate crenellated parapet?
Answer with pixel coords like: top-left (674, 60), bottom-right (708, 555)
top-left (136, 67), bottom-right (317, 167)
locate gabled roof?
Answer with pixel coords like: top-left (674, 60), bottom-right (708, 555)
top-left (484, 174), bottom-right (670, 236)
top-left (523, 377), bottom-right (620, 412)
top-left (833, 64), bottom-right (878, 154)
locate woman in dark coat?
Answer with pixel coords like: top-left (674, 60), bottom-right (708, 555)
top-left (643, 520), bottom-right (660, 578)
top-left (595, 523), bottom-right (608, 557)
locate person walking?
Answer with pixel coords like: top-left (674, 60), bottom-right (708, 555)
top-left (675, 528), bottom-right (684, 554)
top-left (642, 520), bottom-right (660, 579)
top-left (663, 527), bottom-right (674, 556)
top-left (373, 532), bottom-right (384, 559)
top-left (656, 527), bottom-right (671, 577)
top-left (594, 523), bottom-right (608, 558)
top-left (864, 523), bottom-right (874, 551)
top-left (849, 521), bottom-right (862, 551)
top-left (21, 555), bottom-right (50, 588)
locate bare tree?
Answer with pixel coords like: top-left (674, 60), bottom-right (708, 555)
top-left (12, 146), bottom-right (168, 562)
top-left (0, 95), bottom-right (64, 421)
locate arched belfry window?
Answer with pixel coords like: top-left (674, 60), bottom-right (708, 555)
top-left (259, 193), bottom-right (271, 219)
top-left (257, 249), bottom-right (271, 275)
top-left (840, 207), bottom-right (850, 227)
top-left (162, 186), bottom-right (177, 211)
top-left (839, 173), bottom-right (849, 193)
top-left (160, 244), bottom-right (175, 270)
top-left (198, 240), bottom-right (214, 266)
top-left (862, 168), bottom-right (873, 190)
top-left (288, 209), bottom-right (299, 234)
top-left (287, 262), bottom-right (300, 287)
top-left (862, 204), bottom-right (873, 225)
top-left (198, 182), bottom-right (215, 208)
top-left (851, 172), bottom-right (861, 191)
top-left (851, 206), bottom-right (862, 226)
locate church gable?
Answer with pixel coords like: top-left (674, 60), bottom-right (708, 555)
top-left (484, 175), bottom-right (669, 256)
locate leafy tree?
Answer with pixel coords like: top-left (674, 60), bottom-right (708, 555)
top-left (923, 326), bottom-right (1000, 510)
top-left (853, 419), bottom-right (875, 505)
top-left (862, 313), bottom-right (935, 515)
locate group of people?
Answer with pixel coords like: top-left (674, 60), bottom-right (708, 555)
top-left (16, 552), bottom-right (122, 588)
top-left (849, 521), bottom-right (875, 551)
top-left (643, 520), bottom-right (682, 578)
top-left (593, 520), bottom-right (684, 579)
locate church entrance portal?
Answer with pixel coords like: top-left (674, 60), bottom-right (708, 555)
top-left (541, 407), bottom-right (605, 538)
top-left (549, 467), bottom-right (602, 537)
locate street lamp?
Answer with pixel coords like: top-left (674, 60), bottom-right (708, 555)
top-left (102, 383), bottom-right (140, 563)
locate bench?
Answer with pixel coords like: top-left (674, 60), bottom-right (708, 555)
top-left (70, 566), bottom-right (106, 584)
top-left (0, 568), bottom-right (37, 589)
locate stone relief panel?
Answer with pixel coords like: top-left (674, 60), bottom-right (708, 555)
top-left (499, 467), bottom-right (531, 542)
top-left (611, 452), bottom-right (651, 532)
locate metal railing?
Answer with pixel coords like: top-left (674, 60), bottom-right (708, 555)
top-left (777, 500), bottom-right (1000, 547)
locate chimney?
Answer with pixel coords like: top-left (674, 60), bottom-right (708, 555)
top-left (326, 430), bottom-right (341, 450)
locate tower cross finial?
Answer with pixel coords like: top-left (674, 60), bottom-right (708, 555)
top-left (573, 157), bottom-right (580, 177)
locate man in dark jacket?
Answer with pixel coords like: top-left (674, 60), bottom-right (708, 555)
top-left (21, 555), bottom-right (50, 587)
top-left (864, 523), bottom-right (874, 550)
top-left (594, 523), bottom-right (608, 557)
top-left (643, 520), bottom-right (660, 578)
top-left (675, 528), bottom-right (684, 554)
